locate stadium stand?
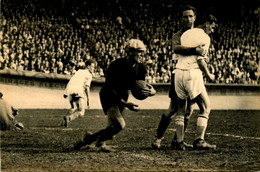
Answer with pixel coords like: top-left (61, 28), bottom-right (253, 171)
top-left (1, 0), bottom-right (259, 84)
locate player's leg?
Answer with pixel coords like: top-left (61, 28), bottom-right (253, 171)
top-left (95, 106), bottom-right (126, 152)
top-left (74, 106), bottom-right (125, 152)
top-left (171, 98), bottom-right (194, 149)
top-left (152, 99), bottom-right (176, 149)
top-left (152, 74), bottom-right (178, 149)
top-left (193, 90), bottom-right (216, 150)
top-left (62, 95), bottom-right (76, 127)
top-left (68, 101), bottom-right (77, 115)
top-left (173, 97), bottom-right (186, 150)
top-left (184, 98), bottom-right (195, 131)
top-left (63, 97), bottom-right (85, 127)
top-left (0, 99), bottom-right (23, 130)
top-left (0, 108), bottom-right (11, 131)
top-left (68, 98), bottom-right (85, 121)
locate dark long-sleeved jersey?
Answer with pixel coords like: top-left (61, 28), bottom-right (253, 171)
top-left (99, 58), bottom-right (146, 114)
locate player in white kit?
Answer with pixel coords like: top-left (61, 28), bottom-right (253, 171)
top-left (174, 14), bottom-right (217, 150)
top-left (61, 59), bottom-right (96, 127)
top-left (0, 92), bottom-right (24, 131)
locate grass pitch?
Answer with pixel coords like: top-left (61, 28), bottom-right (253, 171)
top-left (1, 109), bottom-right (260, 171)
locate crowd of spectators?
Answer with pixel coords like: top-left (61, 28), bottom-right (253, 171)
top-left (1, 0), bottom-right (259, 84)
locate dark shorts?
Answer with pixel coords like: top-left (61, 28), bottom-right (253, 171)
top-left (70, 93), bottom-right (81, 101)
top-left (99, 87), bottom-right (128, 115)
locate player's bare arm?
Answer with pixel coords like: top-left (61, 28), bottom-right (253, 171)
top-left (172, 32), bottom-right (206, 56)
top-left (84, 85), bottom-right (90, 108)
top-left (197, 59), bottom-right (215, 81)
top-left (174, 44), bottom-right (207, 56)
top-left (120, 99), bottom-right (139, 112)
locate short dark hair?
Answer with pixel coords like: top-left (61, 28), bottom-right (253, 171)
top-left (198, 14), bottom-right (217, 25)
top-left (181, 5), bottom-right (197, 16)
top-left (85, 59), bottom-right (95, 66)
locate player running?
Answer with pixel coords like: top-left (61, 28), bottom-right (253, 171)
top-left (61, 59), bottom-right (96, 127)
top-left (73, 39), bottom-right (156, 152)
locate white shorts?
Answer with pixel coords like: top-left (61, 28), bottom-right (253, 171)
top-left (66, 86), bottom-right (85, 101)
top-left (174, 68), bottom-right (206, 100)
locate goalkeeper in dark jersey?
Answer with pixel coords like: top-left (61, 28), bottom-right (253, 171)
top-left (73, 39), bottom-right (155, 152)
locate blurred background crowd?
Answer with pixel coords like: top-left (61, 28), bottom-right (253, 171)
top-left (1, 0), bottom-right (259, 84)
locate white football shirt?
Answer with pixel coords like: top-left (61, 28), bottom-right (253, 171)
top-left (64, 69), bottom-right (92, 98)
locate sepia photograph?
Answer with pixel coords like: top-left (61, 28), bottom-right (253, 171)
top-left (0, 0), bottom-right (259, 171)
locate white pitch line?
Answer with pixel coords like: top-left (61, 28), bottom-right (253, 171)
top-left (167, 129), bottom-right (260, 140)
top-left (206, 132), bottom-right (260, 140)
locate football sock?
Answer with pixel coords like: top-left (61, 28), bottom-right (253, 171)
top-left (173, 117), bottom-right (189, 141)
top-left (175, 116), bottom-right (184, 142)
top-left (98, 124), bottom-right (123, 142)
top-left (156, 114), bottom-right (172, 139)
top-left (196, 115), bottom-right (208, 140)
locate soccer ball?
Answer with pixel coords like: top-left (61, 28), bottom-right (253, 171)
top-left (131, 80), bottom-right (155, 100)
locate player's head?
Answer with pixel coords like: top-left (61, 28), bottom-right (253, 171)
top-left (198, 14), bottom-right (217, 34)
top-left (85, 59), bottom-right (96, 73)
top-left (181, 5), bottom-right (196, 30)
top-left (125, 39), bottom-right (146, 64)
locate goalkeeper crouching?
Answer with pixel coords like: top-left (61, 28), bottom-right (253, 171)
top-left (73, 39), bottom-right (155, 152)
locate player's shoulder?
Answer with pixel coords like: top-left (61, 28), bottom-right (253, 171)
top-left (111, 58), bottom-right (127, 66)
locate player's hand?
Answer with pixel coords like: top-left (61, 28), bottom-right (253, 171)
top-left (208, 73), bottom-right (215, 81)
top-left (140, 84), bottom-right (156, 97)
top-left (126, 102), bottom-right (140, 112)
top-left (196, 45), bottom-right (207, 56)
top-left (146, 84), bottom-right (156, 96)
top-left (63, 94), bottom-right (68, 99)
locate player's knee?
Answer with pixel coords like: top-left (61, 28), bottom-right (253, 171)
top-left (200, 105), bottom-right (211, 116)
top-left (206, 106), bottom-right (211, 115)
top-left (110, 118), bottom-right (125, 131)
top-left (167, 107), bottom-right (177, 117)
top-left (165, 110), bottom-right (176, 118)
top-left (112, 122), bottom-right (124, 132)
top-left (166, 101), bottom-right (177, 117)
top-left (184, 109), bottom-right (193, 120)
top-left (204, 101), bottom-right (211, 113)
